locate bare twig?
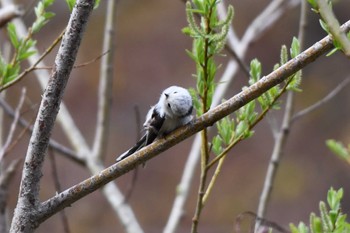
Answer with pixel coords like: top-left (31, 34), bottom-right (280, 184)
top-left (36, 23), bottom-right (350, 225)
top-left (91, 0), bottom-right (116, 161)
top-left (33, 50), bottom-right (109, 70)
top-left (255, 1), bottom-right (308, 230)
top-left (292, 76), bottom-right (350, 122)
top-left (235, 211), bottom-right (289, 233)
top-left (0, 159), bottom-right (20, 233)
top-left (0, 96), bottom-right (85, 165)
top-left (48, 149), bottom-right (71, 233)
top-left (0, 88), bottom-right (26, 161)
top-left (123, 106), bottom-right (142, 203)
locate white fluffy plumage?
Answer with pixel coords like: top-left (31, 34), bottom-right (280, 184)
top-left (116, 86), bottom-right (193, 162)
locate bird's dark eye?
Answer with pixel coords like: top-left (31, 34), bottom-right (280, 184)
top-left (174, 91), bottom-right (177, 94)
top-left (167, 103), bottom-right (171, 108)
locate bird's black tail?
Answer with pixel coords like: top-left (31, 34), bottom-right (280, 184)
top-left (115, 131), bottom-right (158, 162)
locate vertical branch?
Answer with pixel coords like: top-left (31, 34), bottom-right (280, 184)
top-left (255, 0), bottom-right (307, 230)
top-left (10, 1), bottom-right (96, 232)
top-left (191, 2), bottom-right (217, 232)
top-left (92, 0), bottom-right (116, 160)
top-left (84, 1), bottom-right (143, 232)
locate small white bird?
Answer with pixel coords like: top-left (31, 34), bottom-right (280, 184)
top-left (116, 86), bottom-right (193, 162)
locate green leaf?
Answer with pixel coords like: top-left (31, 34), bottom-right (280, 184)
top-left (290, 223), bottom-right (300, 233)
top-left (327, 187), bottom-right (343, 211)
top-left (3, 63), bottom-right (20, 84)
top-left (310, 213), bottom-right (323, 233)
top-left (7, 23), bottom-right (19, 49)
top-left (185, 49), bottom-right (198, 62)
top-left (235, 120), bottom-right (248, 138)
top-left (290, 37), bottom-right (300, 58)
top-left (320, 201), bottom-right (332, 231)
top-left (326, 140), bottom-right (350, 161)
top-left (280, 45), bottom-right (288, 65)
top-left (18, 51), bottom-right (36, 61)
top-left (66, 0), bottom-right (76, 11)
top-left (94, 0), bottom-right (101, 9)
top-left (212, 135), bottom-right (223, 155)
top-left (249, 59), bottom-right (261, 85)
top-left (319, 19), bottom-right (329, 34)
top-left (217, 116), bottom-right (234, 145)
top-left (306, 0), bottom-right (318, 10)
top-left (188, 88), bottom-right (202, 116)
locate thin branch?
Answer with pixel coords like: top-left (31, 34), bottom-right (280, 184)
top-left (36, 24), bottom-right (350, 225)
top-left (240, 0), bottom-right (299, 52)
top-left (4, 115), bottom-right (34, 156)
top-left (202, 153), bottom-right (226, 205)
top-left (0, 29), bottom-right (65, 92)
top-left (32, 50), bottom-right (109, 70)
top-left (255, 92), bottom-right (294, 226)
top-left (255, 1), bottom-right (307, 230)
top-left (48, 149), bottom-right (71, 233)
top-left (291, 76), bottom-right (350, 123)
top-left (0, 96), bottom-right (85, 165)
top-left (235, 211), bottom-right (289, 233)
top-left (224, 44), bottom-right (250, 78)
top-left (0, 88), bottom-right (26, 161)
top-left (91, 0), bottom-right (116, 160)
top-left (123, 106), bottom-right (142, 203)
top-left (0, 159), bottom-right (20, 233)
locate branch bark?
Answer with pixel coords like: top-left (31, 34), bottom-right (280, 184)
top-left (35, 20), bottom-right (350, 225)
top-left (9, 1), bottom-right (95, 232)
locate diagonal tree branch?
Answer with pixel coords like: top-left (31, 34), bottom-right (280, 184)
top-left (9, 1), bottom-right (96, 232)
top-left (36, 21), bottom-right (350, 225)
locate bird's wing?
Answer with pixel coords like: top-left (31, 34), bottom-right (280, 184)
top-left (116, 108), bottom-right (165, 162)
